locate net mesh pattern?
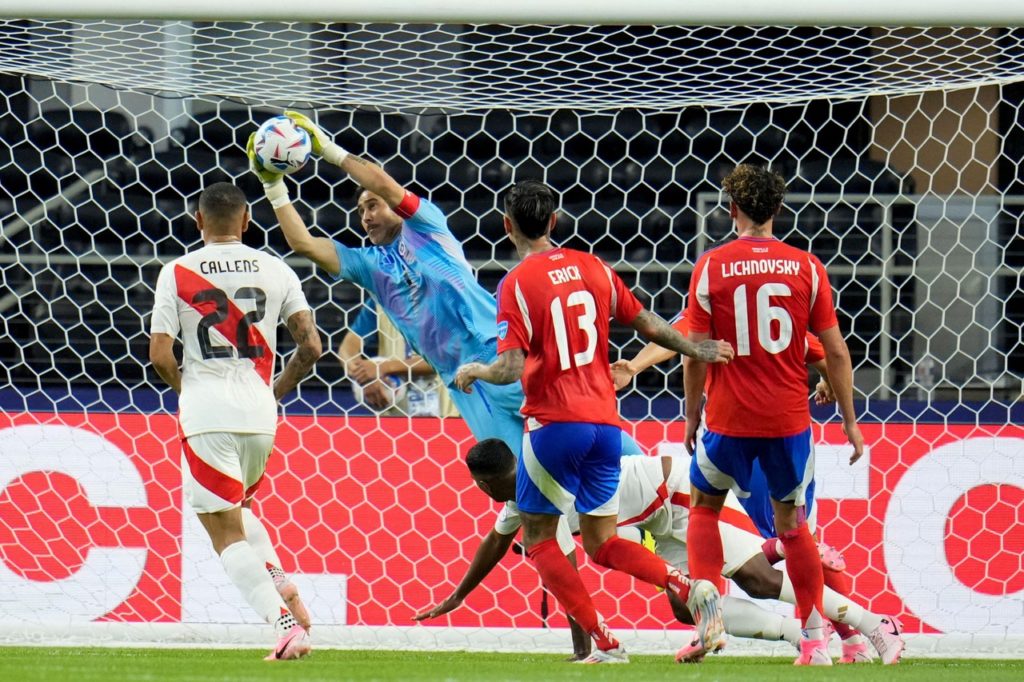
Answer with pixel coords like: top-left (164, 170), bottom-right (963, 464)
top-left (0, 20), bottom-right (1022, 649)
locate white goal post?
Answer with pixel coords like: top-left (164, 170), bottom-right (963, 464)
top-left (0, 3), bottom-right (1023, 659)
top-left (2, 1), bottom-right (1024, 25)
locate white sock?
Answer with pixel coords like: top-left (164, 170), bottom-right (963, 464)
top-left (823, 584), bottom-right (883, 632)
top-left (780, 571), bottom-right (883, 634)
top-left (220, 540), bottom-right (291, 634)
top-left (722, 596), bottom-right (801, 647)
top-left (241, 507), bottom-right (287, 584)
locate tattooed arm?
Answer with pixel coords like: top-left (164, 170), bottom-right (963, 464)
top-left (454, 349), bottom-right (526, 393)
top-left (630, 310), bottom-right (733, 363)
top-left (274, 310), bottom-right (323, 401)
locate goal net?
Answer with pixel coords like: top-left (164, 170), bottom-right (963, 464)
top-left (1, 16), bottom-right (1023, 656)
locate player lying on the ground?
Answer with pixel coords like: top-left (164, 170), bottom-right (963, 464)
top-left (149, 182), bottom-right (321, 660)
top-left (612, 312), bottom-right (900, 663)
top-left (416, 439), bottom-right (905, 664)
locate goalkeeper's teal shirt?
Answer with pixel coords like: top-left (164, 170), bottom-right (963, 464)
top-left (330, 191), bottom-right (525, 453)
top-left (331, 192), bottom-right (498, 386)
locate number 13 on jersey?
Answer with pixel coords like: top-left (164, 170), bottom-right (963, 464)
top-left (550, 290), bottom-right (598, 370)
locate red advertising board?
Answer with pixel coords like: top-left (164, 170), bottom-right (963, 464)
top-left (0, 413), bottom-right (1021, 637)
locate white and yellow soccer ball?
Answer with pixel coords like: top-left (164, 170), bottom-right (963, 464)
top-left (252, 115), bottom-right (312, 175)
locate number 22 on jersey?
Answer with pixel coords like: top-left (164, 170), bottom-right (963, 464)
top-left (193, 286), bottom-right (267, 360)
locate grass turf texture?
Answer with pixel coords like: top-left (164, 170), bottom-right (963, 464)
top-left (2, 648), bottom-right (1023, 681)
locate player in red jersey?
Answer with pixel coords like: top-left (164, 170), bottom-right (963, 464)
top-left (454, 180), bottom-right (734, 663)
top-left (679, 165), bottom-right (879, 665)
top-left (613, 314), bottom-right (906, 664)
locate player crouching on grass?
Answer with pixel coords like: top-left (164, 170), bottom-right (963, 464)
top-left (149, 182), bottom-right (321, 660)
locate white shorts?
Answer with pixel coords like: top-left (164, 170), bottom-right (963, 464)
top-left (656, 518), bottom-right (766, 579)
top-left (182, 432), bottom-right (274, 513)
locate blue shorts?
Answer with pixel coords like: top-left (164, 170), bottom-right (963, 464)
top-left (451, 379), bottom-right (643, 462)
top-left (517, 422), bottom-right (624, 516)
top-left (450, 380), bottom-right (527, 455)
top-left (738, 459), bottom-right (818, 539)
top-left (690, 427), bottom-right (815, 526)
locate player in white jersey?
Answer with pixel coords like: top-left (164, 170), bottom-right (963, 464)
top-left (417, 439), bottom-right (898, 663)
top-left (149, 182), bottom-right (322, 660)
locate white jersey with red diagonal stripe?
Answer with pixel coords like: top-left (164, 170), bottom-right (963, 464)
top-left (150, 242), bottom-right (310, 437)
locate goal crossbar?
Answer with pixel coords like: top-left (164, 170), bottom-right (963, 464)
top-left (2, 0), bottom-right (1024, 26)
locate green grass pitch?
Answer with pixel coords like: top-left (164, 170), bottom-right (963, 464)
top-left (2, 648), bottom-right (1024, 682)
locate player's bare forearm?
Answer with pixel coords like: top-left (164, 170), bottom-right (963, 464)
top-left (819, 325), bottom-right (864, 462)
top-left (455, 350), bottom-right (524, 392)
top-left (380, 355), bottom-right (436, 381)
top-left (683, 355), bottom-right (708, 424)
top-left (274, 311), bottom-right (323, 401)
top-left (339, 154), bottom-right (406, 207)
top-left (483, 350), bottom-right (525, 385)
top-left (631, 340), bottom-right (679, 372)
top-left (337, 331), bottom-right (363, 366)
top-left (809, 358), bottom-right (836, 404)
top-left (631, 310), bottom-right (732, 363)
top-left (149, 334), bottom-right (182, 394)
top-left (412, 529), bottom-right (515, 621)
top-left (274, 202), bottom-right (341, 275)
top-left (818, 327), bottom-right (856, 424)
top-left (453, 529), bottom-right (516, 601)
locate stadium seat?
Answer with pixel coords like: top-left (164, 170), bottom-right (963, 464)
top-left (789, 157), bottom-right (914, 195)
top-left (25, 108), bottom-right (134, 158)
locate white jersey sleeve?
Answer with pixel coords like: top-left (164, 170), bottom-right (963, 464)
top-left (150, 263), bottom-right (181, 337)
top-left (279, 262), bottom-right (310, 324)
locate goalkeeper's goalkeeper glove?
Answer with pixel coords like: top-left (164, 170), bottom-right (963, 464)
top-left (285, 110), bottom-right (350, 166)
top-left (246, 132), bottom-right (291, 209)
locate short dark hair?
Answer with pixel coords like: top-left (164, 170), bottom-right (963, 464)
top-left (722, 164), bottom-right (787, 226)
top-left (198, 182), bottom-right (247, 227)
top-left (503, 180), bottom-right (557, 239)
top-left (466, 438), bottom-right (515, 479)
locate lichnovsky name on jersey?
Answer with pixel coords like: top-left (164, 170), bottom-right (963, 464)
top-left (722, 259), bottom-right (801, 278)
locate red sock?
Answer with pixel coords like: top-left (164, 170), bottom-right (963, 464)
top-left (686, 506), bottom-right (725, 592)
top-left (779, 524), bottom-right (824, 629)
top-left (592, 535), bottom-right (691, 602)
top-left (526, 538), bottom-right (619, 651)
top-left (761, 538), bottom-right (784, 565)
top-left (823, 568), bottom-right (859, 639)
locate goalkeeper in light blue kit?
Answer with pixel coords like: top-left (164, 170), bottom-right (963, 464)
top-left (248, 112), bottom-right (525, 446)
top-left (248, 114), bottom-right (645, 458)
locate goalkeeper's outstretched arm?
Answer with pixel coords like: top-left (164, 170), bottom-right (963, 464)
top-left (286, 111), bottom-right (405, 208)
top-left (247, 133), bottom-right (341, 276)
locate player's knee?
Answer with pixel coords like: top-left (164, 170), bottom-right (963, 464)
top-left (732, 557), bottom-right (782, 599)
top-left (197, 508), bottom-right (246, 555)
